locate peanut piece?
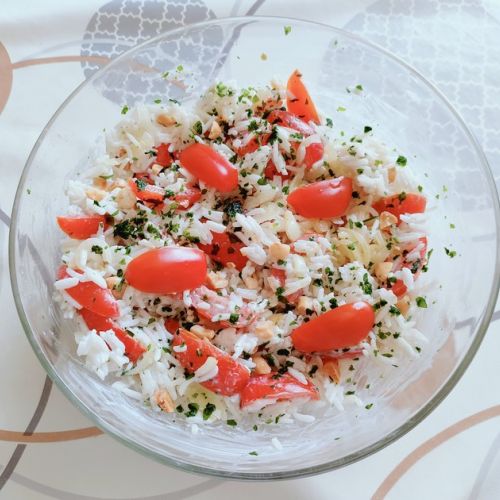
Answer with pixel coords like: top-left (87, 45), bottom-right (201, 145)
top-left (190, 325), bottom-right (216, 340)
top-left (243, 274), bottom-right (259, 290)
top-left (388, 167), bottom-right (397, 183)
top-left (208, 121), bottom-right (222, 140)
top-left (116, 186), bottom-right (136, 209)
top-left (254, 320), bottom-right (274, 341)
top-left (86, 187), bottom-right (106, 202)
top-left (93, 177), bottom-right (107, 190)
top-left (374, 262), bottom-right (393, 282)
top-left (155, 389), bottom-right (175, 413)
top-left (397, 295), bottom-right (410, 317)
top-left (207, 271), bottom-right (228, 290)
top-left (253, 355), bottom-right (271, 375)
top-left (156, 114), bottom-right (176, 127)
top-left (269, 242), bottom-right (290, 261)
top-left (150, 163), bottom-right (163, 176)
top-left (380, 211), bottom-right (398, 230)
top-left (106, 276), bottom-right (125, 299)
top-left (297, 296), bottom-right (314, 316)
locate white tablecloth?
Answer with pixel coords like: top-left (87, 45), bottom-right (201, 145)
top-left (1, 1), bottom-right (500, 498)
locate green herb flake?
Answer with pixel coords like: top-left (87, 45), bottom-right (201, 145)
top-left (229, 313), bottom-right (240, 324)
top-left (192, 121), bottom-right (203, 135)
top-left (91, 245), bottom-right (103, 255)
top-left (444, 247), bottom-right (457, 258)
top-left (416, 296), bottom-right (428, 308)
top-left (249, 451), bottom-right (259, 456)
top-left (355, 84), bottom-right (363, 91)
top-left (396, 155), bottom-right (407, 167)
top-left (326, 117), bottom-right (334, 128)
top-left (284, 25), bottom-right (292, 35)
top-left (226, 419), bottom-right (237, 427)
top-left (365, 403), bottom-right (373, 410)
top-left (203, 403), bottom-right (216, 421)
top-left (121, 105), bottom-right (129, 115)
top-left (336, 106), bottom-right (346, 112)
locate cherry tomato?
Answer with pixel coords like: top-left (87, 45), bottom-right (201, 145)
top-left (303, 142), bottom-right (324, 168)
top-left (291, 301), bottom-right (374, 352)
top-left (286, 70), bottom-right (320, 125)
top-left (80, 308), bottom-right (145, 362)
top-left (57, 215), bottom-right (107, 240)
top-left (287, 177), bottom-right (352, 219)
top-left (125, 247), bottom-right (207, 294)
top-left (172, 329), bottom-right (249, 396)
top-left (179, 143), bottom-right (238, 193)
top-left (373, 193), bottom-right (426, 222)
top-left (190, 285), bottom-right (255, 329)
top-left (164, 318), bottom-right (180, 333)
top-left (240, 373), bottom-right (319, 408)
top-left (270, 268), bottom-right (302, 304)
top-left (58, 266), bottom-right (119, 318)
top-left (128, 178), bottom-right (165, 203)
top-left (155, 143), bottom-right (173, 167)
top-left (236, 133), bottom-right (270, 157)
top-left (264, 159), bottom-right (290, 180)
top-left (267, 110), bottom-right (314, 136)
top-left (173, 185), bottom-right (202, 210)
top-left (198, 231), bottom-right (248, 271)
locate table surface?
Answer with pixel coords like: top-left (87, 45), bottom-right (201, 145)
top-left (1, 0), bottom-right (500, 498)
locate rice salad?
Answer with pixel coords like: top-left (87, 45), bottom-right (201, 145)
top-left (55, 71), bottom-right (430, 429)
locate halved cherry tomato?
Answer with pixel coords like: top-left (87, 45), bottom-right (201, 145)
top-left (303, 142), bottom-right (324, 168)
top-left (286, 70), bottom-right (320, 125)
top-left (240, 373), bottom-right (319, 408)
top-left (267, 110), bottom-right (314, 136)
top-left (190, 285), bottom-right (255, 329)
top-left (173, 185), bottom-right (202, 210)
top-left (287, 177), bottom-right (352, 219)
top-left (389, 237), bottom-right (428, 297)
top-left (291, 301), bottom-right (374, 352)
top-left (125, 247), bottom-right (207, 294)
top-left (80, 308), bottom-right (145, 362)
top-left (179, 143), bottom-right (238, 193)
top-left (172, 329), bottom-right (249, 396)
top-left (270, 268), bottom-right (302, 304)
top-left (57, 215), bottom-right (107, 240)
top-left (164, 318), bottom-right (180, 333)
top-left (128, 178), bottom-right (165, 203)
top-left (373, 193), bottom-right (426, 222)
top-left (198, 231), bottom-right (248, 271)
top-left (58, 266), bottom-right (119, 318)
top-left (155, 143), bottom-right (173, 167)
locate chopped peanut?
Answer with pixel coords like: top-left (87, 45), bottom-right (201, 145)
top-left (397, 295), bottom-right (411, 317)
top-left (269, 242), bottom-right (290, 260)
top-left (208, 120), bottom-right (222, 140)
top-left (322, 359), bottom-right (340, 384)
top-left (243, 274), bottom-right (259, 290)
top-left (380, 211), bottom-right (398, 230)
top-left (116, 147), bottom-right (127, 158)
top-left (254, 320), bottom-right (274, 341)
top-left (297, 296), bottom-right (314, 316)
top-left (207, 271), bottom-right (228, 290)
top-left (110, 178), bottom-right (127, 190)
top-left (150, 163), bottom-right (163, 176)
top-left (116, 186), bottom-right (136, 209)
top-left (93, 177), bottom-right (107, 190)
top-left (86, 187), bottom-right (106, 202)
top-left (388, 167), bottom-right (397, 183)
top-left (190, 324), bottom-right (216, 340)
top-left (253, 355), bottom-right (271, 375)
top-left (155, 389), bottom-right (175, 413)
top-left (106, 276), bottom-right (125, 299)
top-left (156, 113), bottom-right (176, 127)
top-left (374, 261), bottom-right (393, 282)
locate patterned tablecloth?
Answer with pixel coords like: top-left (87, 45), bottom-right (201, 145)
top-left (1, 1), bottom-right (500, 498)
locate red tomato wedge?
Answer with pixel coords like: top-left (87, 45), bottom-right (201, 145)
top-left (155, 143), bottom-right (173, 167)
top-left (198, 231), bottom-right (248, 271)
top-left (190, 285), bottom-right (255, 329)
top-left (270, 268), bottom-right (302, 304)
top-left (173, 185), bottom-right (202, 210)
top-left (267, 110), bottom-right (314, 135)
top-left (128, 178), bottom-right (165, 203)
top-left (303, 142), bottom-right (324, 168)
top-left (172, 329), bottom-right (249, 396)
top-left (165, 318), bottom-right (180, 334)
top-left (57, 215), bottom-right (106, 240)
top-left (58, 266), bottom-right (119, 318)
top-left (287, 177), bottom-right (352, 219)
top-left (264, 159), bottom-right (290, 180)
top-left (179, 143), bottom-right (238, 193)
top-left (125, 247), bottom-right (207, 294)
top-left (286, 70), bottom-right (320, 125)
top-left (291, 301), bottom-right (374, 352)
top-left (373, 193), bottom-right (426, 222)
top-left (236, 133), bottom-right (270, 157)
top-left (240, 373), bottom-right (319, 408)
top-left (80, 308), bottom-right (145, 363)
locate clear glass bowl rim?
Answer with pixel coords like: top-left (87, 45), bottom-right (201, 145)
top-left (9, 15), bottom-right (500, 480)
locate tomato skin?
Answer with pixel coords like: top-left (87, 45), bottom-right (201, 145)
top-left (267, 110), bottom-right (314, 136)
top-left (373, 193), bottom-right (426, 222)
top-left (240, 373), bottom-right (319, 408)
top-left (291, 301), bottom-right (374, 352)
top-left (125, 247), bottom-right (207, 294)
top-left (57, 215), bottom-right (106, 240)
top-left (164, 318), bottom-right (180, 333)
top-left (128, 178), bottom-right (164, 203)
top-left (286, 70), bottom-right (320, 125)
top-left (173, 185), bottom-right (202, 210)
top-left (270, 268), bottom-right (302, 304)
top-left (58, 266), bottom-right (119, 318)
top-left (155, 143), bottom-right (173, 167)
top-left (80, 308), bottom-right (145, 362)
top-left (198, 231), bottom-right (248, 271)
top-left (264, 159), bottom-right (290, 180)
top-left (287, 177), bottom-right (352, 219)
top-left (236, 133), bottom-right (270, 157)
top-left (179, 143), bottom-right (238, 193)
top-left (303, 142), bottom-right (324, 168)
top-left (172, 329), bottom-right (249, 396)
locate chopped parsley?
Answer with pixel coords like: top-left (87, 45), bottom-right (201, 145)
top-left (249, 451), bottom-right (259, 456)
top-left (336, 106), bottom-right (346, 112)
top-left (184, 402), bottom-right (199, 417)
top-left (202, 403), bottom-right (216, 420)
top-left (416, 296), bottom-right (428, 308)
top-left (226, 419), bottom-right (237, 427)
top-left (121, 105), bottom-right (129, 115)
top-left (355, 84), bottom-right (363, 91)
top-left (229, 313), bottom-right (239, 324)
top-left (91, 245), bottom-right (103, 255)
top-left (365, 403), bottom-right (373, 410)
top-left (284, 25), bottom-right (292, 35)
top-left (326, 117), bottom-right (334, 128)
top-left (192, 121), bottom-right (203, 135)
top-left (364, 125), bottom-right (372, 133)
top-left (444, 247), bottom-right (457, 258)
top-left (360, 273), bottom-right (372, 295)
top-left (396, 155), bottom-right (407, 167)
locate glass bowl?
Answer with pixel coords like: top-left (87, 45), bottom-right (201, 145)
top-left (10, 17), bottom-right (500, 479)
